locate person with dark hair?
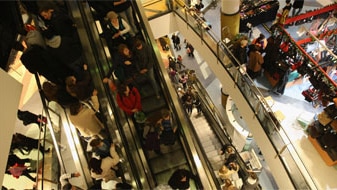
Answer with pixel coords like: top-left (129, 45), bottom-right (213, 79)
top-left (6, 162), bottom-right (36, 182)
top-left (133, 39), bottom-right (160, 99)
top-left (193, 92), bottom-right (202, 115)
top-left (144, 123), bottom-right (162, 155)
top-left (89, 145), bottom-right (120, 182)
top-left (68, 89), bottom-right (106, 139)
top-left (116, 83), bottom-right (142, 116)
top-left (171, 33), bottom-right (181, 50)
top-left (247, 44), bottom-right (264, 79)
top-left (38, 1), bottom-right (78, 39)
top-left (65, 64), bottom-right (94, 101)
top-left (168, 168), bottom-right (197, 190)
top-left (252, 33), bottom-right (267, 52)
top-left (42, 81), bottom-right (79, 107)
top-left (279, 0), bottom-right (292, 25)
top-left (38, 1), bottom-right (84, 81)
top-left (114, 43), bottom-right (140, 86)
top-left (263, 36), bottom-right (280, 72)
top-left (89, 138), bottom-right (113, 159)
top-left (20, 44), bottom-right (74, 86)
top-left (292, 0), bottom-right (304, 17)
top-left (60, 172), bottom-right (83, 190)
top-left (185, 42), bottom-right (195, 57)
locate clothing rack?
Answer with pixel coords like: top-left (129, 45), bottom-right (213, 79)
top-left (284, 3), bottom-right (337, 25)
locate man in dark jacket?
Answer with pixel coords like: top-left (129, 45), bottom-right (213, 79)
top-left (168, 169), bottom-right (197, 190)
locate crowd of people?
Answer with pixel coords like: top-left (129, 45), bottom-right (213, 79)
top-left (8, 0), bottom-right (263, 189)
top-left (6, 1), bottom-right (144, 189)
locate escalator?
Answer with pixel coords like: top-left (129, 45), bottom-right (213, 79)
top-left (67, 1), bottom-right (254, 189)
top-left (66, 1), bottom-right (215, 189)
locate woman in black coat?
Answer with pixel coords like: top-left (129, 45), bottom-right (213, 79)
top-left (168, 169), bottom-right (197, 190)
top-left (292, 0), bottom-right (304, 16)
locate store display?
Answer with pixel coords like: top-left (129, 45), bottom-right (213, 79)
top-left (307, 105), bottom-right (337, 165)
top-left (268, 22), bottom-right (337, 105)
top-left (239, 0), bottom-right (279, 32)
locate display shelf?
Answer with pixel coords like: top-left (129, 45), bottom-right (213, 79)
top-left (239, 0), bottom-right (279, 32)
top-left (308, 135), bottom-right (337, 166)
top-left (284, 3), bottom-right (337, 25)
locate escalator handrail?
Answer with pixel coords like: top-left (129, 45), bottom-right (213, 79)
top-left (171, 1), bottom-right (315, 189)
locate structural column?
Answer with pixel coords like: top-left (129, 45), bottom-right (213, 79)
top-left (220, 0), bottom-right (241, 40)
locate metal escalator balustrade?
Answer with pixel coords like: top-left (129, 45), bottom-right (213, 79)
top-left (171, 0), bottom-right (317, 189)
top-left (66, 1), bottom-right (217, 189)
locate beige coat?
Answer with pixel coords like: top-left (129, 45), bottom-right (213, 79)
top-left (69, 95), bottom-right (104, 137)
top-left (91, 145), bottom-right (120, 182)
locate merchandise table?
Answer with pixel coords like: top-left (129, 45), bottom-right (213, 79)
top-left (239, 1), bottom-right (279, 33)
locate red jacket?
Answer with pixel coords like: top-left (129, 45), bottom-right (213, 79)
top-left (116, 87), bottom-right (142, 115)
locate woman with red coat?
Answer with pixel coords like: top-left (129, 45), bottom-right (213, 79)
top-left (116, 83), bottom-right (142, 116)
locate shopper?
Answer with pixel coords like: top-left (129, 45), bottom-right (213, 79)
top-left (133, 39), bottom-right (160, 99)
top-left (111, 0), bottom-right (138, 37)
top-left (89, 147), bottom-right (120, 182)
top-left (116, 83), bottom-right (142, 116)
top-left (59, 172), bottom-right (83, 190)
top-left (279, 0), bottom-right (292, 25)
top-left (89, 138), bottom-right (113, 159)
top-left (247, 44), bottom-right (264, 79)
top-left (252, 33), bottom-right (267, 52)
top-left (168, 168), bottom-right (197, 190)
top-left (185, 42), bottom-right (195, 57)
top-left (114, 43), bottom-right (140, 86)
top-left (144, 123), bottom-right (162, 155)
top-left (157, 109), bottom-right (177, 145)
top-left (292, 0), bottom-right (304, 17)
top-left (171, 32), bottom-right (181, 50)
top-left (263, 36), bottom-right (280, 72)
top-left (232, 38), bottom-right (248, 66)
top-left (105, 11), bottom-right (133, 50)
top-left (68, 89), bottom-right (106, 139)
top-left (38, 1), bottom-right (84, 81)
top-left (241, 172), bottom-right (259, 190)
top-left (220, 145), bottom-right (237, 166)
top-left (65, 64), bottom-right (94, 101)
top-left (42, 81), bottom-right (79, 108)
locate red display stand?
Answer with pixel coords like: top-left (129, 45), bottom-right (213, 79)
top-left (284, 3), bottom-right (337, 25)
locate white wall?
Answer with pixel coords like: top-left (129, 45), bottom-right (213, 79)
top-left (149, 13), bottom-right (179, 39)
top-left (0, 69), bottom-right (22, 185)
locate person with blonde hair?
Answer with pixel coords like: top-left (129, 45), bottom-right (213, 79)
top-left (105, 10), bottom-right (133, 50)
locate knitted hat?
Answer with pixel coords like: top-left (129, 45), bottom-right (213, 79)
top-left (45, 35), bottom-right (61, 48)
top-left (134, 111), bottom-right (147, 123)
